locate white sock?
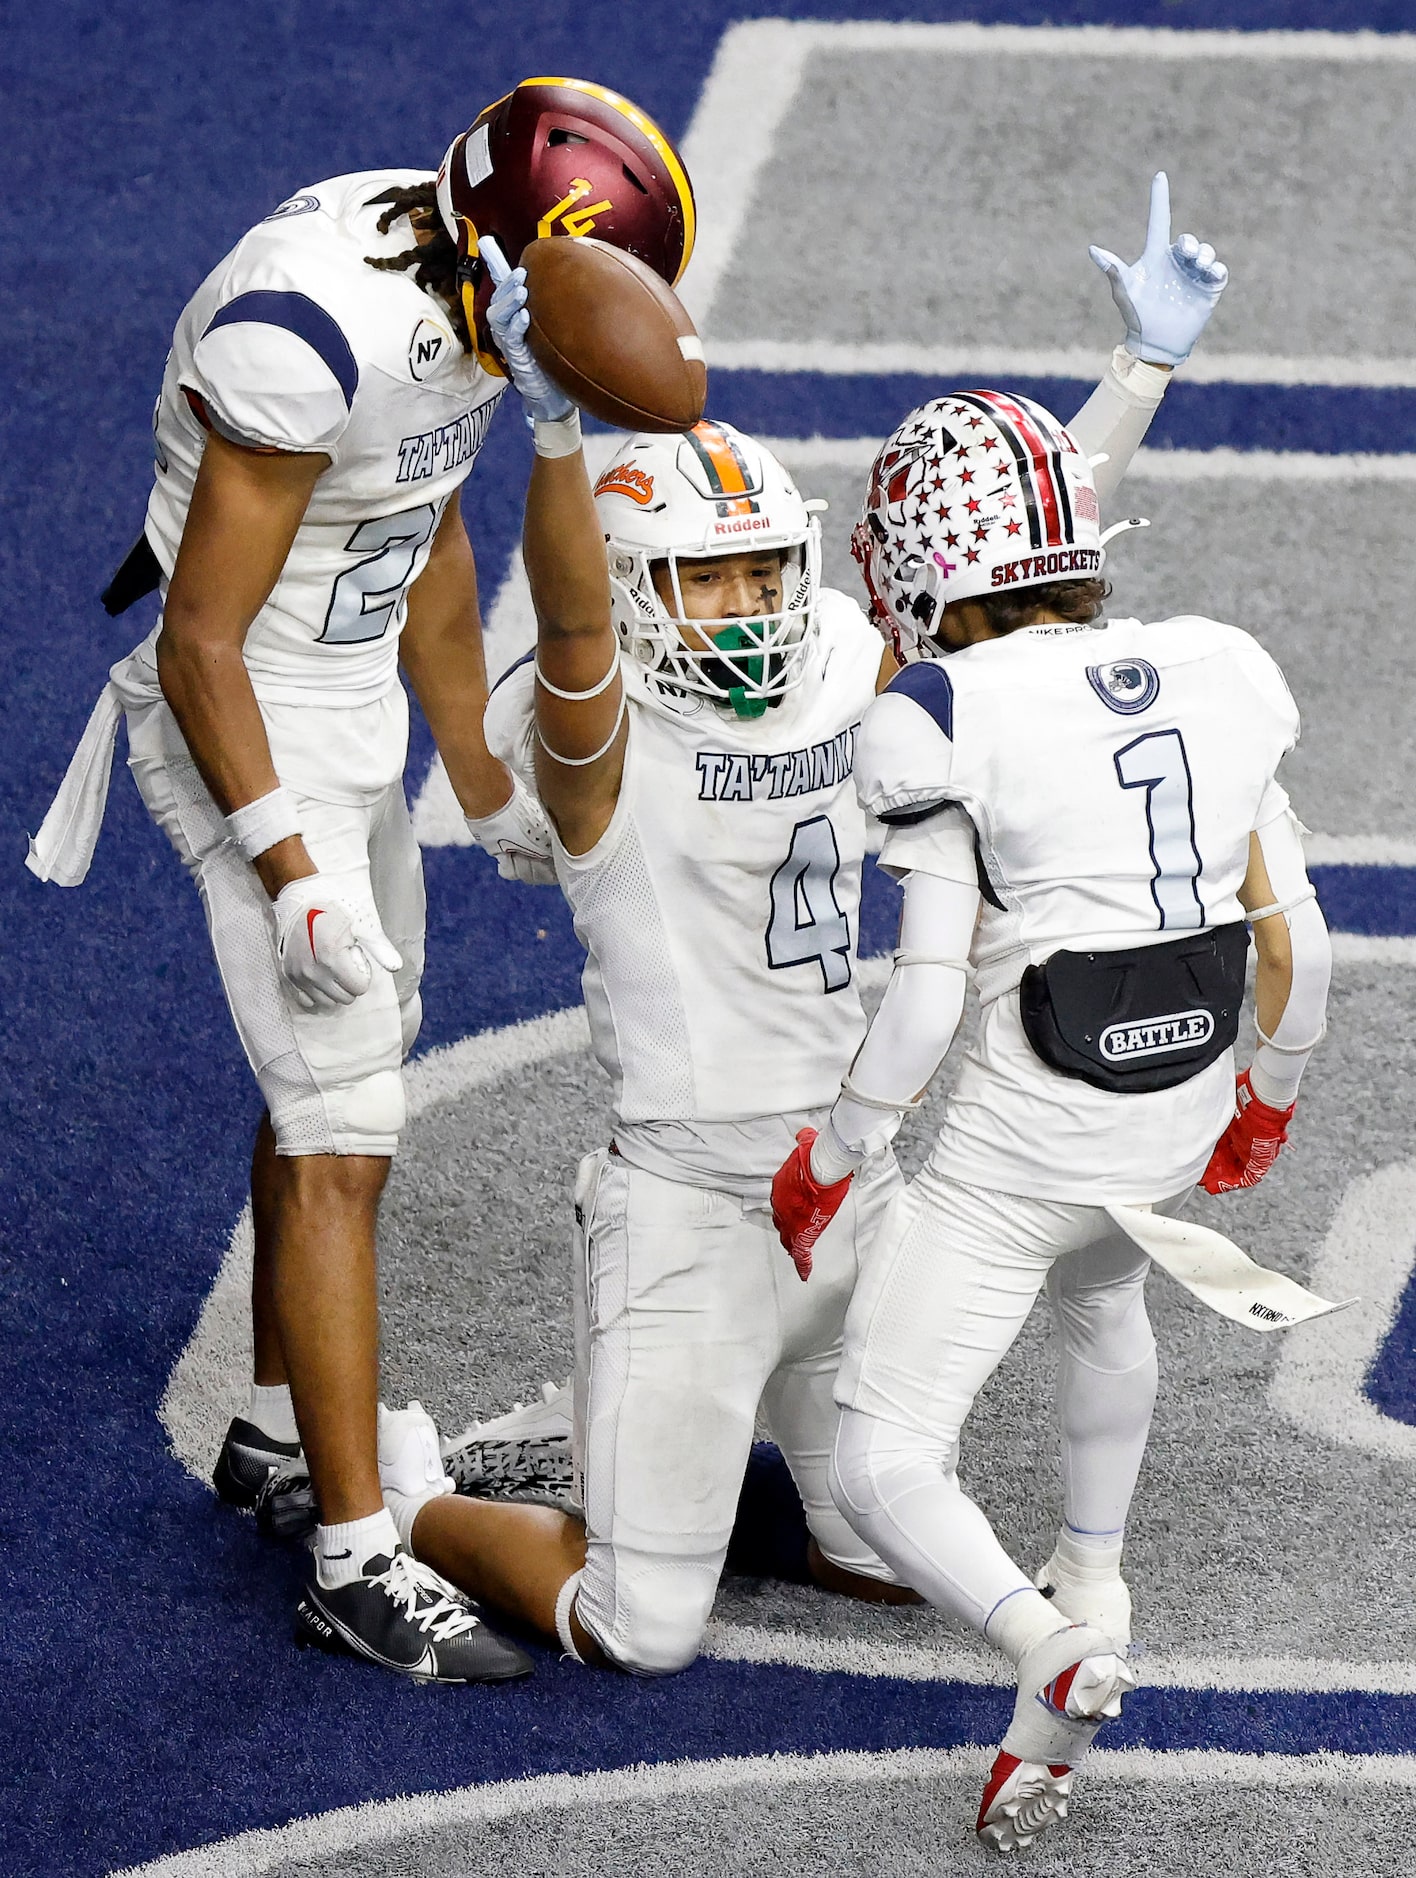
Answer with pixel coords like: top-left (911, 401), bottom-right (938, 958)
top-left (383, 1483), bottom-right (448, 1557)
top-left (986, 1585), bottom-right (1074, 1667)
top-left (247, 1382), bottom-right (299, 1446)
top-left (316, 1508), bottom-right (401, 1588)
top-left (1059, 1525), bottom-right (1124, 1572)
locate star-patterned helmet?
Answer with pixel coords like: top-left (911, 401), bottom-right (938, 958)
top-left (852, 391), bottom-right (1104, 659)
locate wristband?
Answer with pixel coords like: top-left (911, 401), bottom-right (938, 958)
top-left (226, 785), bottom-right (303, 861)
top-left (533, 410), bottom-right (583, 459)
top-left (1107, 343), bottom-right (1171, 407)
top-left (809, 1119), bottom-right (867, 1185)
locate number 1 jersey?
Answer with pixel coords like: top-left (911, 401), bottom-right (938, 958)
top-left (858, 613), bottom-right (1301, 1202)
top-left (488, 588), bottom-right (884, 1127)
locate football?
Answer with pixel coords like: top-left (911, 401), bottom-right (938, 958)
top-left (521, 236), bottom-right (707, 434)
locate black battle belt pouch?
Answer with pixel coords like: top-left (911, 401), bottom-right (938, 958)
top-left (1018, 921), bottom-right (1249, 1095)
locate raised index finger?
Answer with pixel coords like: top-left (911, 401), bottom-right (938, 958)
top-left (1145, 170), bottom-right (1172, 257)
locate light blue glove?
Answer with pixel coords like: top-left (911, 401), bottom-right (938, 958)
top-left (1089, 172), bottom-right (1229, 367)
top-left (480, 236), bottom-right (575, 425)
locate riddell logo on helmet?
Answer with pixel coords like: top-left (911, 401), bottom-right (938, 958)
top-left (595, 463), bottom-right (655, 505)
top-left (990, 549), bottom-right (1102, 586)
top-left (712, 515), bottom-right (772, 536)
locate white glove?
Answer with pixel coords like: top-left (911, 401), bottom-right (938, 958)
top-left (1089, 171), bottom-right (1229, 367)
top-left (480, 236), bottom-right (575, 425)
top-left (463, 774), bottom-right (557, 885)
top-left (271, 875), bottom-right (403, 1011)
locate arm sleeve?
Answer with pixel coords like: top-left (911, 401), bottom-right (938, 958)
top-left (1067, 345), bottom-right (1172, 508)
top-left (813, 869), bottom-right (980, 1177)
top-left (185, 292), bottom-right (356, 452)
top-left (1248, 805), bottom-right (1331, 1107)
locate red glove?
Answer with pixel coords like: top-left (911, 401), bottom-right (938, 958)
top-left (1201, 1069), bottom-right (1296, 1194)
top-left (771, 1127), bottom-right (854, 1282)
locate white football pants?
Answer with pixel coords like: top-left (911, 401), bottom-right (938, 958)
top-left (126, 701), bottom-right (424, 1156)
top-left (831, 1171), bottom-right (1166, 1639)
top-left (569, 1146), bottom-right (904, 1676)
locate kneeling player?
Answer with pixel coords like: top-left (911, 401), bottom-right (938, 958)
top-left (375, 184), bottom-right (1233, 1675)
top-left (770, 392), bottom-right (1332, 1845)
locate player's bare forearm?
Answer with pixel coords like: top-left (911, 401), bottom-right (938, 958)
top-left (523, 445), bottom-right (626, 849)
top-left (157, 434), bottom-right (327, 894)
top-left (523, 449), bottom-right (615, 681)
top-left (400, 504), bottom-right (512, 818)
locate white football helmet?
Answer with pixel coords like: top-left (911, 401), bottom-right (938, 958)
top-left (595, 420), bottom-right (822, 719)
top-left (852, 390), bottom-right (1109, 660)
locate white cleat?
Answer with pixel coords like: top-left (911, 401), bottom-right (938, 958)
top-left (440, 1379), bottom-right (573, 1499)
top-left (377, 1401), bottom-right (455, 1501)
top-left (976, 1623), bottom-right (1136, 1852)
top-left (976, 1754), bottom-right (1075, 1853)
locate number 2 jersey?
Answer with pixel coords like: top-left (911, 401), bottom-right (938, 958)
top-left (137, 170), bottom-right (503, 715)
top-left (860, 614), bottom-right (1301, 1203)
top-left (486, 589), bottom-right (884, 1187)
top-left (29, 170), bottom-right (507, 884)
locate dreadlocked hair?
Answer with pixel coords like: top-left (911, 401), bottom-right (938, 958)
top-left (978, 577), bottom-right (1111, 637)
top-left (363, 183), bottom-right (469, 351)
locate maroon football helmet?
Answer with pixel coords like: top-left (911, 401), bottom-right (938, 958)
top-left (435, 77), bottom-right (696, 373)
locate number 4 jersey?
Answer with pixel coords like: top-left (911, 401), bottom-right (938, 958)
top-left (487, 588), bottom-right (884, 1139)
top-left (860, 613), bottom-right (1301, 1202)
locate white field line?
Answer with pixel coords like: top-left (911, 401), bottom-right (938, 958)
top-left (1270, 1161), bottom-right (1416, 1463)
top-left (109, 1744), bottom-right (1416, 1877)
top-left (756, 438), bottom-right (1416, 480)
top-left (678, 19), bottom-right (1416, 362)
top-left (703, 1621), bottom-right (1416, 1696)
top-left (708, 338), bottom-right (1416, 388)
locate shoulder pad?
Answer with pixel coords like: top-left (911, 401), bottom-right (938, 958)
top-left (855, 674), bottom-right (957, 824)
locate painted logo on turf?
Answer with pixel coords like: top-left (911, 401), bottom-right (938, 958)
top-left (596, 462), bottom-right (656, 505)
top-left (1087, 657), bottom-right (1160, 714)
top-left (1100, 1009), bottom-right (1214, 1060)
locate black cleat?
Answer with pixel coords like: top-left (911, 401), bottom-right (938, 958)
top-left (295, 1550), bottom-right (533, 1684)
top-left (213, 1416), bottom-right (303, 1509)
top-left (254, 1466), bottom-right (320, 1542)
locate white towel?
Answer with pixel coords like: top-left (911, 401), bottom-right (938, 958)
top-left (26, 682), bottom-right (124, 887)
top-left (1106, 1203), bottom-right (1356, 1333)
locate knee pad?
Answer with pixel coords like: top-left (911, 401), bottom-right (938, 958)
top-left (266, 1060), bottom-right (406, 1156)
top-left (578, 1558), bottom-right (716, 1678)
top-left (831, 1409), bottom-right (956, 1526)
top-left (325, 1066), bottom-right (406, 1151)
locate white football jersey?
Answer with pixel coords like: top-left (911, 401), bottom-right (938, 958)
top-left (861, 615), bottom-right (1301, 1203)
top-left (139, 170), bottom-right (504, 709)
top-left (488, 589), bottom-right (884, 1131)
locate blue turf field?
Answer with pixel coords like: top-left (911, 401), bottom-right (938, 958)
top-left (6, 5), bottom-right (1416, 1872)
